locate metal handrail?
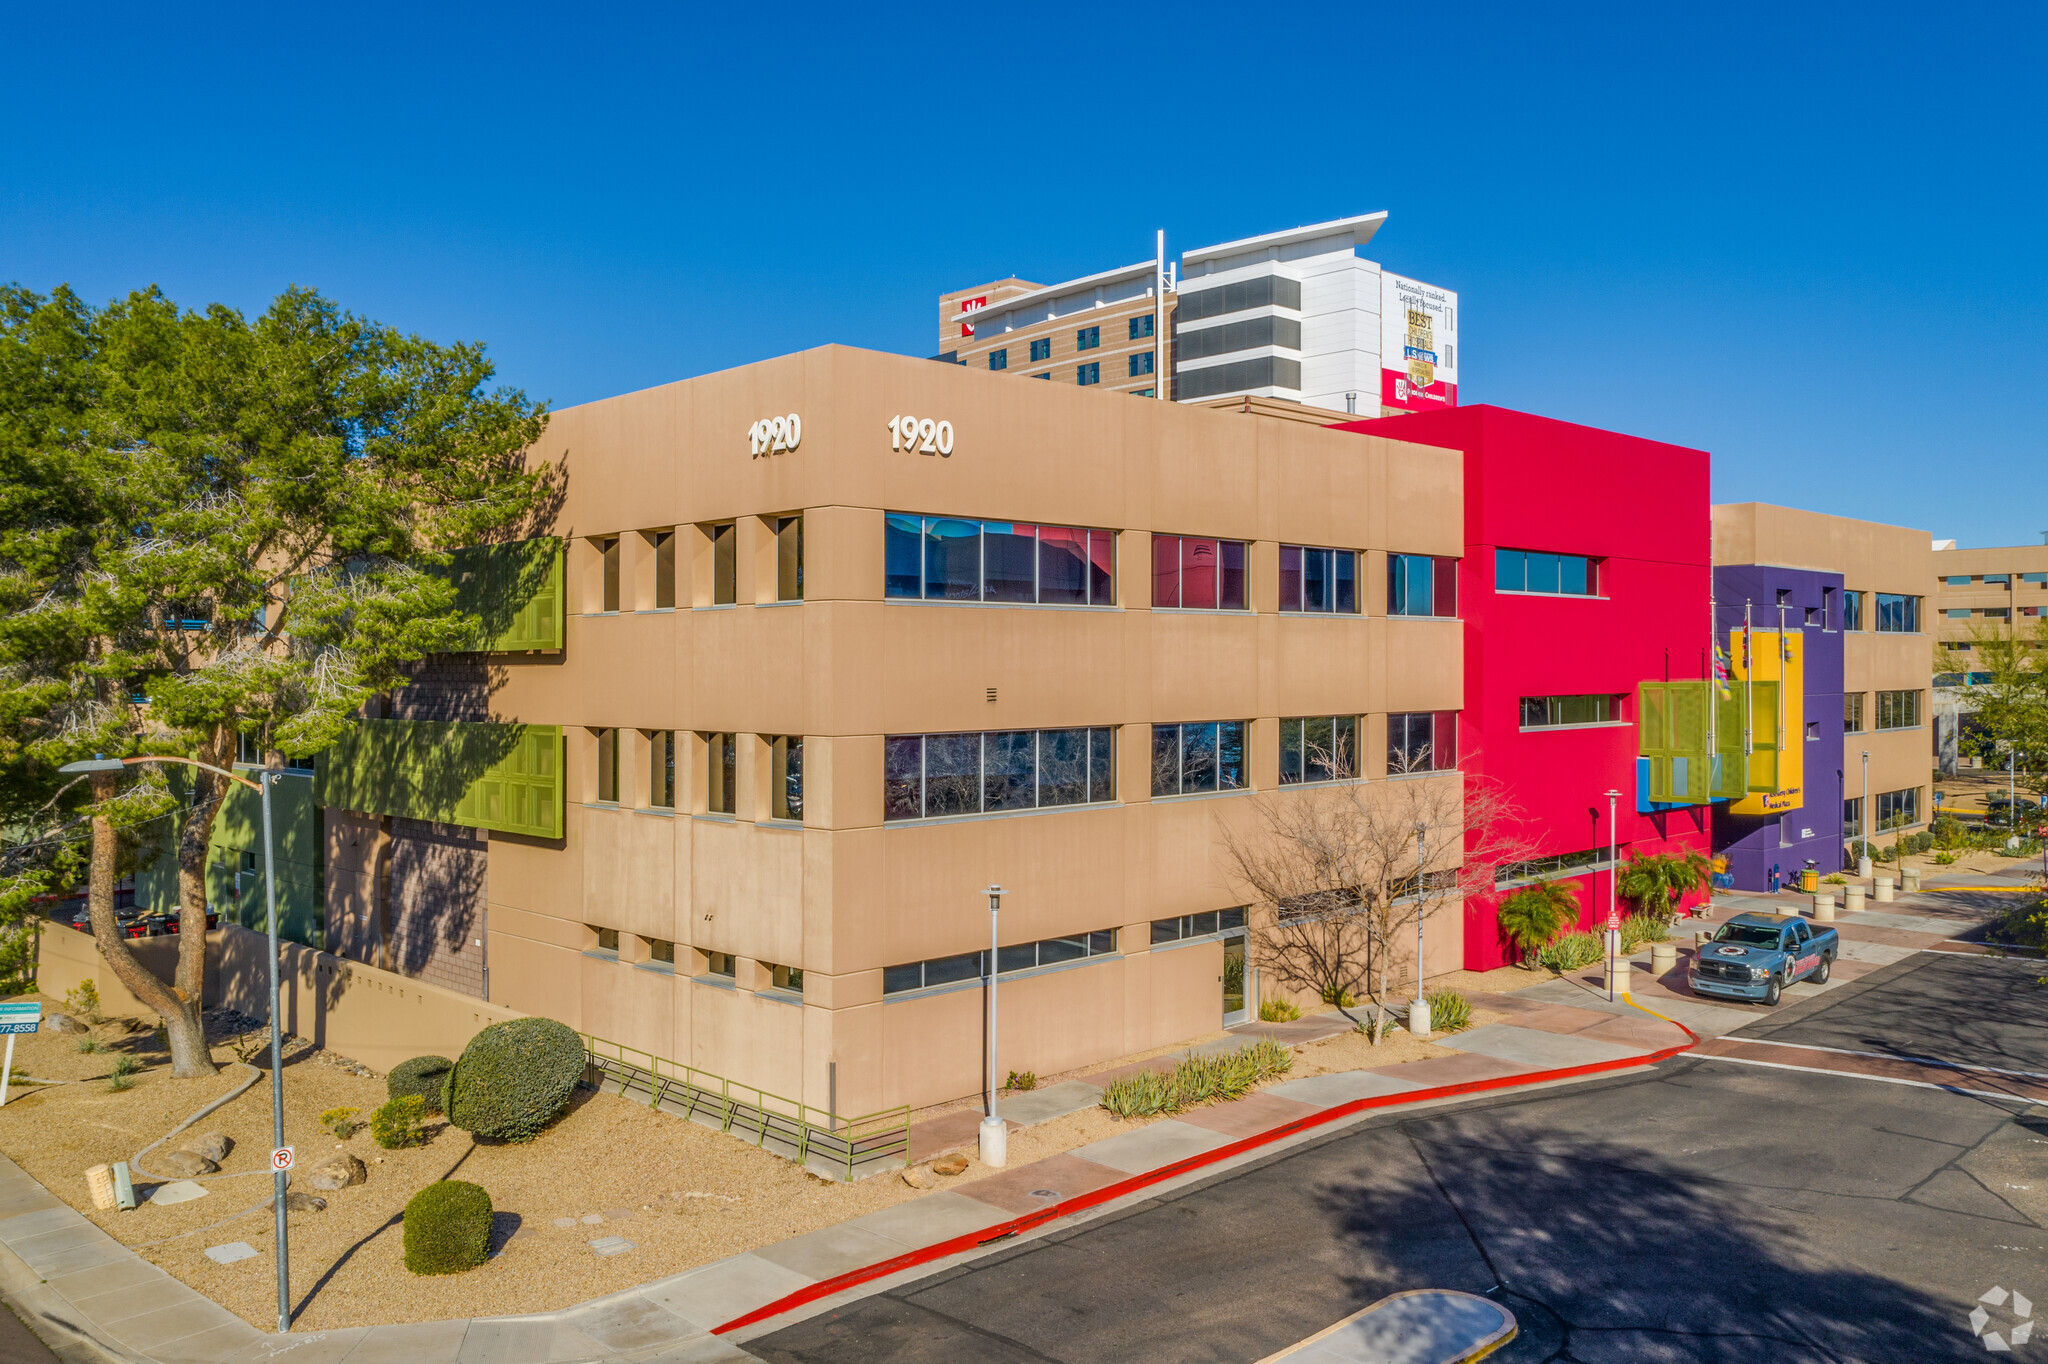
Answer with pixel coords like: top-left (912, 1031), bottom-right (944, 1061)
top-left (578, 1033), bottom-right (909, 1181)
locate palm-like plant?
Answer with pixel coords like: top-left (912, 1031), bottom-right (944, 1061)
top-left (1616, 852), bottom-right (1713, 919)
top-left (1496, 879), bottom-right (1581, 968)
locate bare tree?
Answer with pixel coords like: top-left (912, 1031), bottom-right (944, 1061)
top-left (1219, 749), bottom-right (1532, 1044)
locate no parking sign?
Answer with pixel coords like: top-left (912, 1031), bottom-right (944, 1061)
top-left (271, 1146), bottom-right (294, 1172)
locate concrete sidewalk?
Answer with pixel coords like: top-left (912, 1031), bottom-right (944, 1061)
top-left (0, 985), bottom-right (1690, 1363)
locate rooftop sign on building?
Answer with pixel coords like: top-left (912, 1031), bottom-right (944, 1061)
top-left (1380, 273), bottom-right (1459, 413)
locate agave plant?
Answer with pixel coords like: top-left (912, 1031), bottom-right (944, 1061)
top-left (1496, 879), bottom-right (1580, 967)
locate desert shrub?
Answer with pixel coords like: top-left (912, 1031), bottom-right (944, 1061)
top-left (1498, 879), bottom-right (1581, 966)
top-left (1933, 851), bottom-right (1959, 865)
top-left (371, 1095), bottom-right (428, 1149)
top-left (402, 1180), bottom-right (492, 1275)
top-left (63, 980), bottom-right (101, 1023)
top-left (1902, 831), bottom-right (1935, 856)
top-left (387, 1055), bottom-right (453, 1114)
top-left (442, 1017), bottom-right (586, 1143)
top-left (320, 1106), bottom-right (362, 1140)
top-left (1319, 985), bottom-right (1359, 1008)
top-left (1101, 1067), bottom-right (1178, 1120)
top-left (1004, 1070), bottom-right (1037, 1092)
top-left (75, 1035), bottom-right (106, 1054)
top-left (1619, 912), bottom-right (1670, 953)
top-left (1823, 873), bottom-right (1848, 885)
top-left (1424, 988), bottom-right (1473, 1033)
top-left (107, 1055), bottom-right (140, 1091)
top-left (1258, 998), bottom-right (1301, 1023)
top-left (1540, 931), bottom-right (1603, 972)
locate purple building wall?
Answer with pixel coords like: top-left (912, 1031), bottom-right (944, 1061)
top-left (1712, 564), bottom-right (1847, 891)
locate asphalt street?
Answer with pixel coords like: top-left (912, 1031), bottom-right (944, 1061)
top-left (749, 952), bottom-right (2048, 1364)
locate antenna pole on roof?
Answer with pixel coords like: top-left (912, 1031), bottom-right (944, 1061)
top-left (1154, 230), bottom-right (1168, 402)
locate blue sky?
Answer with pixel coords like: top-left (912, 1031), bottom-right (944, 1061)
top-left (5, 2), bottom-right (2043, 547)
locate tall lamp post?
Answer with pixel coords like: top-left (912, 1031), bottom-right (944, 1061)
top-left (62, 755), bottom-right (292, 1333)
top-left (1604, 788), bottom-right (1623, 1002)
top-left (979, 885), bottom-right (1006, 1168)
top-left (1859, 750), bottom-right (1871, 877)
top-left (1410, 823), bottom-right (1430, 1038)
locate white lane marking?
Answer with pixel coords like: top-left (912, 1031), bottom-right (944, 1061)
top-left (1728, 1037), bottom-right (2048, 1082)
top-left (1692, 1052), bottom-right (2047, 1103)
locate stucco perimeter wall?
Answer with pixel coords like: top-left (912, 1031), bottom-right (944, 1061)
top-left (477, 345), bottom-right (1467, 1116)
top-left (1714, 503), bottom-right (1935, 839)
top-left (34, 921), bottom-right (522, 1075)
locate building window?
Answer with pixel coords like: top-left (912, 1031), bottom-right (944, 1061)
top-left (1175, 315), bottom-right (1304, 362)
top-left (1129, 315), bottom-right (1154, 339)
top-left (1804, 606), bottom-right (1820, 627)
top-left (1495, 548), bottom-right (1599, 596)
top-left (885, 515), bottom-right (1115, 605)
top-left (705, 732), bottom-right (735, 814)
top-left (283, 754), bottom-right (315, 774)
top-left (1843, 693), bottom-right (1865, 733)
top-left (1129, 352), bottom-right (1154, 377)
top-left (1173, 355), bottom-right (1302, 401)
top-left (776, 515), bottom-right (803, 602)
top-left (710, 522), bottom-right (736, 605)
top-left (1030, 337), bottom-right (1052, 362)
top-left (767, 963), bottom-right (803, 993)
top-left (884, 728), bottom-right (1116, 821)
top-left (1279, 545), bottom-right (1359, 614)
top-left (1176, 274), bottom-right (1302, 322)
top-left (1842, 590), bottom-right (1864, 631)
top-left (704, 951), bottom-right (737, 979)
top-left (1152, 722), bottom-right (1248, 797)
top-left (1984, 608), bottom-right (2010, 620)
top-left (989, 349), bottom-right (1008, 371)
top-left (882, 928), bottom-right (1119, 995)
top-left (1279, 716), bottom-right (1358, 784)
top-left (600, 536), bottom-right (621, 612)
top-left (237, 732), bottom-right (261, 765)
top-left (1152, 535), bottom-right (1248, 610)
top-left (1821, 585), bottom-right (1835, 629)
top-left (2025, 573), bottom-right (2048, 584)
top-left (1495, 847), bottom-right (1615, 888)
top-left (1984, 574), bottom-right (2011, 585)
top-left (1388, 554), bottom-right (1457, 617)
top-left (643, 939), bottom-right (676, 972)
top-left (770, 736), bottom-right (802, 821)
top-left (1077, 362), bottom-right (1100, 386)
top-left (1520, 695), bottom-right (1622, 729)
top-left (1875, 689), bottom-right (1921, 730)
top-left (1946, 608), bottom-right (1972, 619)
top-left (1388, 712), bottom-right (1458, 773)
top-left (1944, 575), bottom-right (1972, 586)
top-left (594, 728), bottom-right (619, 803)
top-left (1076, 326), bottom-right (1100, 351)
top-left (1875, 592), bottom-right (1919, 633)
top-left (588, 926), bottom-right (620, 958)
top-left (655, 530), bottom-right (676, 609)
top-left (1842, 797), bottom-right (1863, 840)
top-left (1876, 786), bottom-right (1921, 831)
top-left (649, 730), bottom-right (675, 809)
top-left (1150, 908), bottom-right (1246, 944)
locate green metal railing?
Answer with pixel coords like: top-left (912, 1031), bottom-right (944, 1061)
top-left (578, 1034), bottom-right (909, 1182)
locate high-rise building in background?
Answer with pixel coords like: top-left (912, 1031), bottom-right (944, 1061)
top-left (937, 213), bottom-right (1457, 416)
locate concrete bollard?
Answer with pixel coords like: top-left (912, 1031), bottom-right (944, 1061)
top-left (1874, 876), bottom-right (1895, 903)
top-left (1409, 997), bottom-right (1433, 1041)
top-left (1650, 942), bottom-right (1678, 975)
top-left (1845, 884), bottom-right (1866, 913)
top-left (1903, 867), bottom-right (1921, 893)
top-left (1858, 856), bottom-right (1873, 879)
top-left (1606, 958), bottom-right (1632, 998)
top-left (1813, 893), bottom-right (1836, 922)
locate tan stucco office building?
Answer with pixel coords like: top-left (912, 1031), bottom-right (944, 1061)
top-left (372, 346), bottom-right (1465, 1119)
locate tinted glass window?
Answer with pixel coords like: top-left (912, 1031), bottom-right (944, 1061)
top-left (983, 523), bottom-right (1037, 602)
top-left (1088, 727), bottom-right (1115, 803)
top-left (924, 733), bottom-right (981, 816)
top-left (884, 736), bottom-right (922, 820)
top-left (924, 519), bottom-right (980, 600)
top-left (885, 514), bottom-right (922, 598)
top-left (983, 730), bottom-right (1037, 810)
top-left (1040, 728), bottom-right (1088, 806)
top-left (1219, 540), bottom-right (1247, 610)
top-left (1037, 526), bottom-right (1088, 605)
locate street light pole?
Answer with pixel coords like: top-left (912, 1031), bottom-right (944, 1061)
top-left (1410, 823), bottom-right (1430, 1038)
top-left (60, 754), bottom-right (291, 1332)
top-left (1861, 750), bottom-right (1871, 875)
top-left (979, 885), bottom-right (1006, 1168)
top-left (1605, 788), bottom-right (1622, 1003)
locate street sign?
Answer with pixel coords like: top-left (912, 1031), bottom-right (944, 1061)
top-left (0, 1002), bottom-right (41, 1036)
top-left (270, 1146), bottom-right (294, 1172)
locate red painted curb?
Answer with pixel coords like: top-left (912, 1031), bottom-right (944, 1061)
top-left (715, 1008), bottom-right (1699, 1335)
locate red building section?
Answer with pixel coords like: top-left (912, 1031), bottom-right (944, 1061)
top-left (1334, 406), bottom-right (1715, 969)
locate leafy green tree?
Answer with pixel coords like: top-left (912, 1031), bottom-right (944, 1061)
top-left (0, 283), bottom-right (548, 1075)
top-left (1615, 851), bottom-right (1712, 919)
top-left (1496, 879), bottom-right (1580, 968)
top-left (1963, 620), bottom-right (2048, 813)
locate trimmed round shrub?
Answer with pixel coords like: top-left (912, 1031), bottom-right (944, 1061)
top-left (403, 1180), bottom-right (492, 1275)
top-left (371, 1094), bottom-right (428, 1149)
top-left (442, 1017), bottom-right (585, 1143)
top-left (388, 1055), bottom-right (454, 1114)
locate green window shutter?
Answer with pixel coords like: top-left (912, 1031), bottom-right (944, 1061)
top-left (315, 719), bottom-right (562, 838)
top-left (442, 538), bottom-right (565, 653)
top-left (1639, 683), bottom-right (1673, 803)
top-left (1713, 688), bottom-right (1748, 798)
top-left (1640, 681), bottom-right (1713, 805)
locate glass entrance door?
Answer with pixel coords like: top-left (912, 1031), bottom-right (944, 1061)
top-left (1221, 935), bottom-right (1248, 1026)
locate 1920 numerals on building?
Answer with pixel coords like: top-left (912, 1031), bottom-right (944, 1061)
top-left (889, 415), bottom-right (955, 456)
top-left (749, 414), bottom-right (801, 457)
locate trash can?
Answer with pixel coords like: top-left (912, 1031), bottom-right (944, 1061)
top-left (1799, 868), bottom-right (1819, 894)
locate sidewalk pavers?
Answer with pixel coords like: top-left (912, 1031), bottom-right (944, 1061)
top-left (995, 1079), bottom-right (1102, 1125)
top-left (1175, 1091), bottom-right (1321, 1139)
top-left (956, 1153), bottom-right (1125, 1214)
top-left (1073, 1118), bottom-right (1234, 1174)
top-left (1267, 1070), bottom-right (1424, 1107)
top-left (1446, 1022), bottom-right (1648, 1069)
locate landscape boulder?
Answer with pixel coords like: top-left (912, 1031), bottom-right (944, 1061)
top-left (44, 1014), bottom-right (88, 1035)
top-left (184, 1132), bottom-right (232, 1164)
top-left (158, 1150), bottom-right (219, 1178)
top-left (930, 1153), bottom-right (969, 1176)
top-left (303, 1154), bottom-right (367, 1191)
top-left (268, 1191), bottom-right (327, 1213)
